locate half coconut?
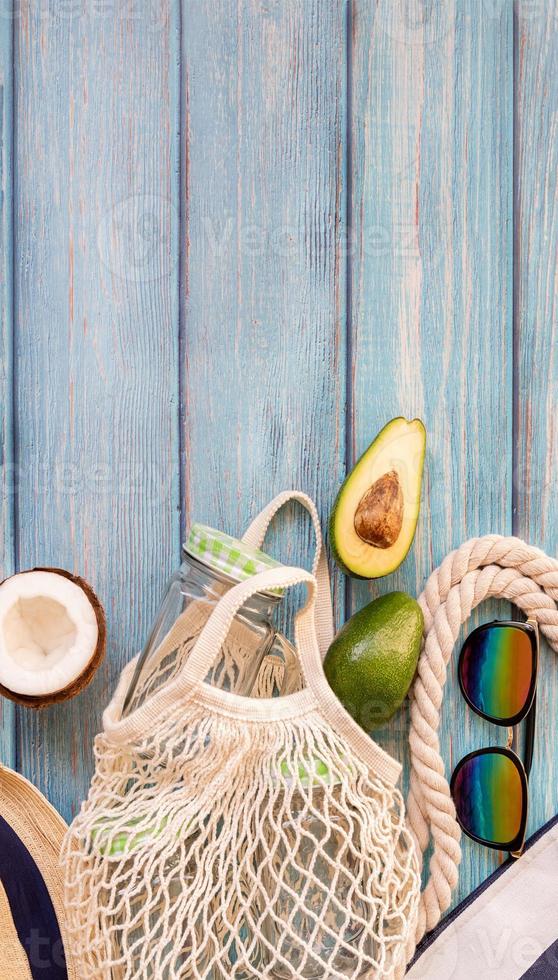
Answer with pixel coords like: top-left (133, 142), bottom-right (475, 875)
top-left (0, 568), bottom-right (106, 708)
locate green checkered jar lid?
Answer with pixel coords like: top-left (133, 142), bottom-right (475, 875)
top-left (184, 524), bottom-right (284, 594)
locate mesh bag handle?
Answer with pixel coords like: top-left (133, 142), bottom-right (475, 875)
top-left (104, 570), bottom-right (401, 786)
top-left (180, 566), bottom-right (319, 692)
top-left (175, 565), bottom-right (401, 786)
top-left (105, 568), bottom-right (322, 733)
top-left (241, 491), bottom-right (334, 656)
top-left (129, 492), bottom-right (333, 701)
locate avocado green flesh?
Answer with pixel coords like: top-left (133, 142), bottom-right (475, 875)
top-left (330, 416), bottom-right (426, 579)
top-left (323, 591), bottom-right (423, 731)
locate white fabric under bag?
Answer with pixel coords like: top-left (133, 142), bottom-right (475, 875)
top-left (63, 558), bottom-right (420, 978)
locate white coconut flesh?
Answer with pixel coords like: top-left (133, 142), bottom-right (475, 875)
top-left (0, 571), bottom-right (99, 697)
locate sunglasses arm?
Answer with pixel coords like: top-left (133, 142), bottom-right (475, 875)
top-left (507, 696), bottom-right (536, 861)
top-left (523, 690), bottom-right (537, 781)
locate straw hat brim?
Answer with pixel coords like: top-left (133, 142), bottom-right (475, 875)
top-left (0, 765), bottom-right (77, 980)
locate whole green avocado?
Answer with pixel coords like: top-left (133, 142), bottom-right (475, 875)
top-left (323, 591), bottom-right (423, 731)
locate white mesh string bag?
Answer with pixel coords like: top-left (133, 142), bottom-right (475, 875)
top-left (63, 562), bottom-right (420, 979)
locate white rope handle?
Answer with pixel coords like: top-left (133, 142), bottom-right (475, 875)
top-left (405, 534), bottom-right (558, 965)
top-left (242, 491), bottom-right (334, 657)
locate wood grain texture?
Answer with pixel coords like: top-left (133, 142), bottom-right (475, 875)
top-left (514, 0), bottom-right (558, 838)
top-left (13, 0), bottom-right (181, 819)
top-left (180, 0), bottom-right (348, 629)
top-left (2, 0), bottom-right (557, 929)
top-left (0, 8), bottom-right (14, 767)
top-left (349, 0), bottom-right (514, 906)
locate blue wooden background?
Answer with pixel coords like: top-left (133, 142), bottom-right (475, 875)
top-left (0, 0), bottom-right (557, 914)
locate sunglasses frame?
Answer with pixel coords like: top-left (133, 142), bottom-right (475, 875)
top-left (457, 620), bottom-right (539, 727)
top-left (450, 745), bottom-right (529, 855)
top-left (451, 618), bottom-right (539, 858)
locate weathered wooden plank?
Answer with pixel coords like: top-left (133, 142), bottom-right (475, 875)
top-left (0, 8), bottom-right (14, 767)
top-left (180, 0), bottom-right (347, 627)
top-left (349, 0), bottom-right (514, 906)
top-left (13, 1), bottom-right (181, 819)
top-left (514, 0), bottom-right (558, 839)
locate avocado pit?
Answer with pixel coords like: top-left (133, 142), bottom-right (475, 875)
top-left (354, 470), bottom-right (404, 549)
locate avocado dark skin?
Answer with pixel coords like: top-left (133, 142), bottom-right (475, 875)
top-left (323, 591), bottom-right (423, 731)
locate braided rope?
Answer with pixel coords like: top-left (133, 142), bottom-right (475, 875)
top-left (403, 535), bottom-right (558, 967)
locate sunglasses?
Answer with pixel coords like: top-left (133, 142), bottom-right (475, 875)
top-left (450, 619), bottom-right (539, 859)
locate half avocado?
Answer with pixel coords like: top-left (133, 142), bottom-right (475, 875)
top-left (330, 417), bottom-right (426, 578)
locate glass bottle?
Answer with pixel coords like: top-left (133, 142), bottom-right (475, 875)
top-left (122, 856), bottom-right (208, 979)
top-left (101, 822), bottom-right (210, 979)
top-left (122, 524), bottom-right (300, 717)
top-left (260, 775), bottom-right (372, 978)
top-left (104, 526), bottom-right (301, 979)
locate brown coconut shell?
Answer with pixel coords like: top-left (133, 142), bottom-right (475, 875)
top-left (0, 567), bottom-right (107, 709)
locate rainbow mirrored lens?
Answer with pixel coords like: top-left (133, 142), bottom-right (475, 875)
top-left (452, 751), bottom-right (525, 846)
top-left (460, 624), bottom-right (535, 722)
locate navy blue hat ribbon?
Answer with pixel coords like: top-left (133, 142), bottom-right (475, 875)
top-left (0, 813), bottom-right (68, 978)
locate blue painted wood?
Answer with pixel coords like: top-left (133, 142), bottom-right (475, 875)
top-left (2, 0), bottom-right (557, 933)
top-left (0, 8), bottom-right (14, 768)
top-left (349, 0), bottom-right (514, 908)
top-left (514, 1), bottom-right (558, 841)
top-left (180, 0), bottom-right (348, 631)
top-left (13, 1), bottom-right (181, 819)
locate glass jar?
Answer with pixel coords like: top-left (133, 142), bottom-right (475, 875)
top-left (119, 861), bottom-right (268, 980)
top-left (99, 821), bottom-right (210, 979)
top-left (259, 776), bottom-right (372, 978)
top-left (122, 856), bottom-right (208, 979)
top-left (122, 524), bottom-right (300, 717)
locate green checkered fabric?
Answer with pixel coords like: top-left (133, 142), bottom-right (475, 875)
top-left (185, 523), bottom-right (284, 592)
